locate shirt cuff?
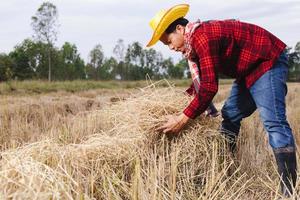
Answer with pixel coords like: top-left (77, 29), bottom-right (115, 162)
top-left (183, 107), bottom-right (198, 119)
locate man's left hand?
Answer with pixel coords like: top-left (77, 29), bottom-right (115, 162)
top-left (156, 113), bottom-right (190, 135)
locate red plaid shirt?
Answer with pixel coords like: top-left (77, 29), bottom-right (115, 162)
top-left (183, 20), bottom-right (286, 119)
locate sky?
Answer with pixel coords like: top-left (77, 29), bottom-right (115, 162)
top-left (0, 0), bottom-right (300, 63)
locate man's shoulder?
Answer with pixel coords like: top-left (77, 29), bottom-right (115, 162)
top-left (195, 19), bottom-right (260, 32)
top-left (191, 20), bottom-right (227, 42)
top-left (193, 20), bottom-right (237, 35)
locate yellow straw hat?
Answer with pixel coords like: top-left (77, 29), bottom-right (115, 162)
top-left (147, 4), bottom-right (189, 47)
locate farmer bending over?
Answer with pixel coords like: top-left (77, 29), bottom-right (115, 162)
top-left (149, 4), bottom-right (297, 197)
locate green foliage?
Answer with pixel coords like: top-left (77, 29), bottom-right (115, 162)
top-left (85, 64), bottom-right (97, 80)
top-left (89, 44), bottom-right (104, 69)
top-left (118, 42), bottom-right (167, 80)
top-left (0, 53), bottom-right (13, 81)
top-left (2, 38), bottom-right (300, 82)
top-left (125, 42), bottom-right (144, 66)
top-left (55, 42), bottom-right (86, 80)
top-left (99, 57), bottom-right (117, 80)
top-left (143, 48), bottom-right (164, 79)
top-left (8, 39), bottom-right (38, 80)
top-left (0, 79), bottom-right (234, 95)
top-left (287, 44), bottom-right (300, 82)
top-left (87, 44), bottom-right (110, 80)
top-left (167, 58), bottom-right (186, 79)
top-left (3, 39), bottom-right (86, 81)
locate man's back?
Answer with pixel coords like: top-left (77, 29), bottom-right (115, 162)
top-left (192, 20), bottom-right (286, 88)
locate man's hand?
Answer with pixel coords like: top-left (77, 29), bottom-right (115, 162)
top-left (156, 113), bottom-right (190, 135)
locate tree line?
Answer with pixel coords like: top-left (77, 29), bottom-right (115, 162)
top-left (1, 37), bottom-right (299, 82)
top-left (0, 1), bottom-right (299, 82)
top-left (0, 38), bottom-right (189, 81)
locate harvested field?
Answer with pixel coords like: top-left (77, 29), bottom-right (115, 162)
top-left (0, 82), bottom-right (299, 199)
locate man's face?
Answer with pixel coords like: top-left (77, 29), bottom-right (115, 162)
top-left (160, 25), bottom-right (185, 54)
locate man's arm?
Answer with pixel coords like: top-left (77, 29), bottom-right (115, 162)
top-left (183, 33), bottom-right (219, 119)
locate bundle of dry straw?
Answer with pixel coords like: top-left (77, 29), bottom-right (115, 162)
top-left (0, 82), bottom-right (272, 199)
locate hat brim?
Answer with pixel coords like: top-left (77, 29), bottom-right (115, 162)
top-left (147, 4), bottom-right (189, 47)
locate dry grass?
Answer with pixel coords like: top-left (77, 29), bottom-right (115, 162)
top-left (0, 81), bottom-right (299, 199)
top-left (0, 89), bottom-right (135, 148)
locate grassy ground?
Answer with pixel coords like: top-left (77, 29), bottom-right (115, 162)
top-left (0, 81), bottom-right (299, 199)
top-left (0, 79), bottom-right (234, 95)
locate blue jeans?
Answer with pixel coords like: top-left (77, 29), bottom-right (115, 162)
top-left (221, 52), bottom-right (295, 149)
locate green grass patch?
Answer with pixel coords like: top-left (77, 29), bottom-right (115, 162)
top-left (0, 79), bottom-right (234, 95)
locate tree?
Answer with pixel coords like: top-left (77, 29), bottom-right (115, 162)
top-left (172, 58), bottom-right (186, 79)
top-left (88, 44), bottom-right (104, 80)
top-left (295, 42), bottom-right (300, 53)
top-left (287, 43), bottom-right (300, 81)
top-left (113, 39), bottom-right (126, 80)
top-left (89, 44), bottom-right (104, 69)
top-left (99, 57), bottom-right (117, 80)
top-left (125, 42), bottom-right (144, 67)
top-left (122, 42), bottom-right (171, 80)
top-left (85, 64), bottom-right (97, 80)
top-left (31, 1), bottom-right (59, 81)
top-left (0, 53), bottom-right (13, 81)
top-left (34, 41), bottom-right (53, 79)
top-left (124, 42), bottom-right (144, 80)
top-left (9, 39), bottom-right (39, 80)
top-left (143, 48), bottom-right (163, 79)
top-left (113, 39), bottom-right (125, 63)
top-left (57, 42), bottom-right (85, 80)
top-left (176, 58), bottom-right (189, 78)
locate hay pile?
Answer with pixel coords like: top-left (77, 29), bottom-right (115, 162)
top-left (0, 84), bottom-right (278, 199)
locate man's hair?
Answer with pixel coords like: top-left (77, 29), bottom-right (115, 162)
top-left (165, 17), bottom-right (189, 34)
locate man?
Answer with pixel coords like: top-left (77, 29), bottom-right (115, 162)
top-left (148, 4), bottom-right (297, 197)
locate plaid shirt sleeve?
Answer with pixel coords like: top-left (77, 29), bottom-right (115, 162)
top-left (183, 33), bottom-right (219, 119)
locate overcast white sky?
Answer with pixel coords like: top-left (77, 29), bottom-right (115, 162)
top-left (0, 0), bottom-right (300, 63)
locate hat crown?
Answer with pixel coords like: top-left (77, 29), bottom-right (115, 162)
top-left (149, 9), bottom-right (167, 31)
